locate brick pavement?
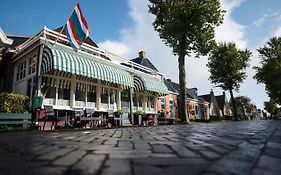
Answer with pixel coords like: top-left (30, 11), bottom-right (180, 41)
top-left (0, 120), bottom-right (280, 175)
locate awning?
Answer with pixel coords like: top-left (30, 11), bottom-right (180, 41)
top-left (41, 45), bottom-right (133, 88)
top-left (133, 75), bottom-right (168, 95)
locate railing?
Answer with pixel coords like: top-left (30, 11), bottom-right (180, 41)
top-left (41, 27), bottom-right (164, 79)
top-left (0, 113), bottom-right (32, 128)
top-left (57, 99), bottom-right (70, 106)
top-left (100, 103), bottom-right (109, 109)
top-left (87, 102), bottom-right (96, 108)
top-left (43, 98), bottom-right (55, 105)
top-left (75, 101), bottom-right (86, 107)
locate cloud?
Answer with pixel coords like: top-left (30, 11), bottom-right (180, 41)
top-left (252, 10), bottom-right (280, 27)
top-left (98, 0), bottom-right (268, 108)
top-left (98, 40), bottom-right (131, 56)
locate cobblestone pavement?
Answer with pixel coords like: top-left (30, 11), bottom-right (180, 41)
top-left (0, 120), bottom-right (281, 175)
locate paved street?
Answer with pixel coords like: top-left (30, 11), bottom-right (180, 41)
top-left (0, 120), bottom-right (281, 175)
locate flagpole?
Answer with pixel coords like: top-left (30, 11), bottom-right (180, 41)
top-left (53, 0), bottom-right (80, 46)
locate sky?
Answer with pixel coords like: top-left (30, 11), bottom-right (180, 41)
top-left (1, 0), bottom-right (281, 109)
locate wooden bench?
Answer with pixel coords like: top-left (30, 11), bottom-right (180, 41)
top-left (0, 113), bottom-right (32, 128)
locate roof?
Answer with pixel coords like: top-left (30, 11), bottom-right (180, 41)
top-left (164, 78), bottom-right (196, 99)
top-left (198, 94), bottom-right (211, 103)
top-left (130, 57), bottom-right (158, 72)
top-left (7, 35), bottom-right (29, 47)
top-left (215, 94), bottom-right (225, 111)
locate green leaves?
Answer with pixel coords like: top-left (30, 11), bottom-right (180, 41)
top-left (207, 42), bottom-right (251, 91)
top-left (0, 92), bottom-right (29, 113)
top-left (254, 37), bottom-right (281, 104)
top-left (149, 0), bottom-right (225, 56)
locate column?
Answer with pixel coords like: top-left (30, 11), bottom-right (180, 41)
top-left (117, 86), bottom-right (121, 109)
top-left (96, 80), bottom-right (101, 110)
top-left (69, 75), bottom-right (76, 108)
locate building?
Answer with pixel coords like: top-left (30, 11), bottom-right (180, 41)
top-left (0, 27), bottom-right (29, 92)
top-left (215, 91), bottom-right (232, 117)
top-left (160, 79), bottom-right (210, 121)
top-left (6, 27), bottom-right (169, 125)
top-left (199, 90), bottom-right (222, 120)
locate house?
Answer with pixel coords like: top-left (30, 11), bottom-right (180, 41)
top-left (215, 91), bottom-right (232, 117)
top-left (0, 27), bottom-right (29, 92)
top-left (199, 90), bottom-right (222, 120)
top-left (4, 26), bottom-right (169, 126)
top-left (159, 79), bottom-right (210, 122)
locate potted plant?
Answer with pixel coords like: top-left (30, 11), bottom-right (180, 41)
top-left (115, 109), bottom-right (123, 118)
top-left (134, 110), bottom-right (144, 125)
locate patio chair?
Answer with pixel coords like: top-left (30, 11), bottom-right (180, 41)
top-left (42, 105), bottom-right (57, 130)
top-left (112, 110), bottom-right (122, 127)
top-left (82, 108), bottom-right (102, 128)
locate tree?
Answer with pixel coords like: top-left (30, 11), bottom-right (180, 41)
top-left (254, 37), bottom-right (281, 105)
top-left (234, 96), bottom-right (255, 118)
top-left (207, 42), bottom-right (251, 120)
top-left (264, 101), bottom-right (277, 117)
top-left (149, 0), bottom-right (224, 123)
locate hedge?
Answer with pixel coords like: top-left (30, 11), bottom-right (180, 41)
top-left (0, 92), bottom-right (29, 113)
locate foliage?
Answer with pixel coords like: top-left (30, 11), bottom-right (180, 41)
top-left (234, 96), bottom-right (255, 117)
top-left (207, 42), bottom-right (251, 120)
top-left (207, 42), bottom-right (251, 91)
top-left (254, 37), bottom-right (281, 104)
top-left (264, 101), bottom-right (277, 117)
top-left (134, 110), bottom-right (144, 116)
top-left (115, 109), bottom-right (123, 116)
top-left (0, 92), bottom-right (29, 113)
top-left (149, 0), bottom-right (224, 123)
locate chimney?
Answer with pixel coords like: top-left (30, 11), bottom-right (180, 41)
top-left (138, 51), bottom-right (146, 58)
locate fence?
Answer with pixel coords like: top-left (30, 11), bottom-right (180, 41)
top-left (0, 113), bottom-right (32, 128)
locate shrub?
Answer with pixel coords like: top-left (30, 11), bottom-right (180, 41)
top-left (0, 92), bottom-right (29, 113)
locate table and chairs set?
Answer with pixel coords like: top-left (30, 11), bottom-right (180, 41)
top-left (37, 105), bottom-right (122, 130)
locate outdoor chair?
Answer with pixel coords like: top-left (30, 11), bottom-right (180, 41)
top-left (113, 112), bottom-right (122, 127)
top-left (42, 105), bottom-right (57, 130)
top-left (82, 108), bottom-right (102, 128)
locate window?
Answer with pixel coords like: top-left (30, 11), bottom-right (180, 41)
top-left (170, 99), bottom-right (174, 110)
top-left (28, 54), bottom-right (37, 75)
top-left (160, 98), bottom-right (165, 110)
top-left (147, 96), bottom-right (155, 108)
top-left (133, 94), bottom-right (137, 106)
top-left (87, 85), bottom-right (96, 103)
top-left (16, 61), bottom-right (26, 81)
top-left (110, 89), bottom-right (117, 104)
top-left (58, 87), bottom-right (70, 100)
top-left (75, 89), bottom-right (86, 101)
top-left (101, 87), bottom-right (108, 104)
top-left (121, 90), bottom-right (129, 108)
top-left (138, 95), bottom-right (143, 107)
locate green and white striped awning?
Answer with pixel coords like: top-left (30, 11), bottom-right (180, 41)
top-left (41, 45), bottom-right (133, 87)
top-left (133, 75), bottom-right (168, 95)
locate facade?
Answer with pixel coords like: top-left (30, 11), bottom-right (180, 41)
top-left (215, 92), bottom-right (232, 117)
top-left (10, 27), bottom-right (168, 124)
top-left (159, 79), bottom-right (210, 121)
top-left (0, 27), bottom-right (29, 92)
top-left (199, 90), bottom-right (222, 119)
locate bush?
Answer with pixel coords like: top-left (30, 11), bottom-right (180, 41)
top-left (0, 92), bottom-right (29, 113)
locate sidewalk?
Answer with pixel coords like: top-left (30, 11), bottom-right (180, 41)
top-left (0, 120), bottom-right (280, 175)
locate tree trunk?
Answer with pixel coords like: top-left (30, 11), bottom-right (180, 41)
top-left (229, 90), bottom-right (238, 120)
top-left (178, 53), bottom-right (188, 123)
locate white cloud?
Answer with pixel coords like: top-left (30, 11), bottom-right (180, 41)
top-left (98, 40), bottom-right (131, 56)
top-left (98, 0), bottom-right (268, 108)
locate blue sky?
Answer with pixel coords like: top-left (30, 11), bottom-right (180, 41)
top-left (1, 0), bottom-right (281, 109)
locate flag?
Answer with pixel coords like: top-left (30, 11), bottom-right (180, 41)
top-left (65, 2), bottom-right (91, 50)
